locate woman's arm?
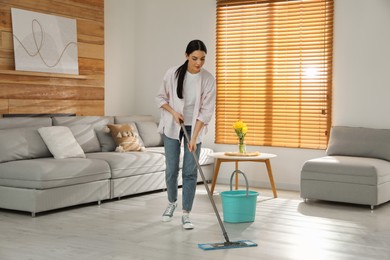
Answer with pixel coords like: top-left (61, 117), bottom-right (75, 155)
top-left (188, 119), bottom-right (204, 152)
top-left (161, 103), bottom-right (184, 124)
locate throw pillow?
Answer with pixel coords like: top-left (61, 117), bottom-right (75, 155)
top-left (135, 121), bottom-right (163, 147)
top-left (38, 126), bottom-right (86, 159)
top-left (106, 124), bottom-right (144, 152)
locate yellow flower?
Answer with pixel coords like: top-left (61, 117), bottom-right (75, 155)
top-left (233, 120), bottom-right (248, 143)
top-left (234, 121), bottom-right (242, 129)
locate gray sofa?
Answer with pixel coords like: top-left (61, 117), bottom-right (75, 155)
top-left (301, 126), bottom-right (390, 209)
top-left (0, 115), bottom-right (214, 216)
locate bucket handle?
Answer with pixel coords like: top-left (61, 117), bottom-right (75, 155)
top-left (229, 170), bottom-right (249, 197)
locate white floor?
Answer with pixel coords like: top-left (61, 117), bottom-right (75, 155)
top-left (1, 184), bottom-right (390, 260)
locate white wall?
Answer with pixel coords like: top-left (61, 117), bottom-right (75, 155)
top-left (132, 0), bottom-right (216, 117)
top-left (104, 0), bottom-right (136, 116)
top-left (333, 0), bottom-right (390, 128)
top-left (105, 0), bottom-right (390, 191)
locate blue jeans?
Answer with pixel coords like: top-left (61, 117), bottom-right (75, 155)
top-left (163, 126), bottom-right (201, 212)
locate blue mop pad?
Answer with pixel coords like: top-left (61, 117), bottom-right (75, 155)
top-left (198, 240), bottom-right (258, 251)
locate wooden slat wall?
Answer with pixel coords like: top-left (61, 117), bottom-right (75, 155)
top-left (0, 0), bottom-right (104, 116)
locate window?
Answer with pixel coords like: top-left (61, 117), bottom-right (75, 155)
top-left (215, 0), bottom-right (334, 149)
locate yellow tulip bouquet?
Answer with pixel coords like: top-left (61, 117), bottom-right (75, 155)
top-left (233, 120), bottom-right (248, 153)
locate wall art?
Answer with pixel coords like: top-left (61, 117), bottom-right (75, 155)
top-left (11, 8), bottom-right (79, 75)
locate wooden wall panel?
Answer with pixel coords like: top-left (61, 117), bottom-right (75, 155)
top-left (0, 0), bottom-right (104, 116)
top-left (0, 99), bottom-right (8, 114)
top-left (0, 84), bottom-right (104, 100)
top-left (8, 99), bottom-right (104, 115)
top-left (0, 32), bottom-right (13, 49)
top-left (78, 43), bottom-right (104, 60)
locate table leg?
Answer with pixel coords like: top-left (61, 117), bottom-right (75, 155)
top-left (235, 161), bottom-right (239, 190)
top-left (210, 159), bottom-right (222, 194)
top-left (265, 159), bottom-right (278, 198)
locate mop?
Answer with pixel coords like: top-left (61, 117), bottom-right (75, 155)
top-left (180, 121), bottom-right (258, 251)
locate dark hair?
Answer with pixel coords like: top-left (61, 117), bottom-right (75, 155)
top-left (175, 40), bottom-right (207, 99)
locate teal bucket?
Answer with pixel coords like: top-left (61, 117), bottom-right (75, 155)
top-left (220, 170), bottom-right (259, 223)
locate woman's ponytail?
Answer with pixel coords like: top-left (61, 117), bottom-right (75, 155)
top-left (175, 61), bottom-right (188, 99)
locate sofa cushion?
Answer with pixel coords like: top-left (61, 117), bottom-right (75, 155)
top-left (68, 124), bottom-right (101, 153)
top-left (301, 156), bottom-right (390, 185)
top-left (326, 126), bottom-right (390, 162)
top-left (38, 126), bottom-right (86, 159)
top-left (135, 121), bottom-right (163, 147)
top-left (52, 116), bottom-right (114, 126)
top-left (52, 116), bottom-right (115, 152)
top-left (0, 117), bottom-right (52, 130)
top-left (114, 115), bottom-right (155, 124)
top-left (106, 124), bottom-right (144, 152)
top-left (96, 130), bottom-right (116, 152)
top-left (0, 127), bottom-right (52, 163)
top-left (86, 152), bottom-right (166, 178)
top-left (0, 158), bottom-right (110, 189)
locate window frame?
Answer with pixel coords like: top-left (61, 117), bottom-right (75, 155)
top-left (215, 0), bottom-right (334, 149)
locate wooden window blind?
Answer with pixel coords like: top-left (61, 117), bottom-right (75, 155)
top-left (215, 0), bottom-right (334, 149)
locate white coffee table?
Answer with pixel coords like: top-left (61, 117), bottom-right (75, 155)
top-left (208, 152), bottom-right (278, 197)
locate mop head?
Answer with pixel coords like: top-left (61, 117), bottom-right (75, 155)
top-left (198, 240), bottom-right (257, 251)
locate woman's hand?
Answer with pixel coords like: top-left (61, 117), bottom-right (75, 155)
top-left (188, 139), bottom-right (197, 152)
top-left (173, 111), bottom-right (184, 125)
top-left (161, 104), bottom-right (184, 125)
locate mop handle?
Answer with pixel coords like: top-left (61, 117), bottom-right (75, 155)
top-left (180, 121), bottom-right (230, 243)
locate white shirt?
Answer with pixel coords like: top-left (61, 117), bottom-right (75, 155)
top-left (155, 66), bottom-right (216, 143)
top-left (183, 71), bottom-right (199, 125)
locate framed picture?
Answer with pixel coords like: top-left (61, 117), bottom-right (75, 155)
top-left (11, 8), bottom-right (79, 75)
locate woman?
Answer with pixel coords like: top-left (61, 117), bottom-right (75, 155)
top-left (155, 40), bottom-right (216, 230)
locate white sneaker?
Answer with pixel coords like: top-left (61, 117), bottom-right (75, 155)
top-left (162, 202), bottom-right (177, 222)
top-left (182, 214), bottom-right (194, 230)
